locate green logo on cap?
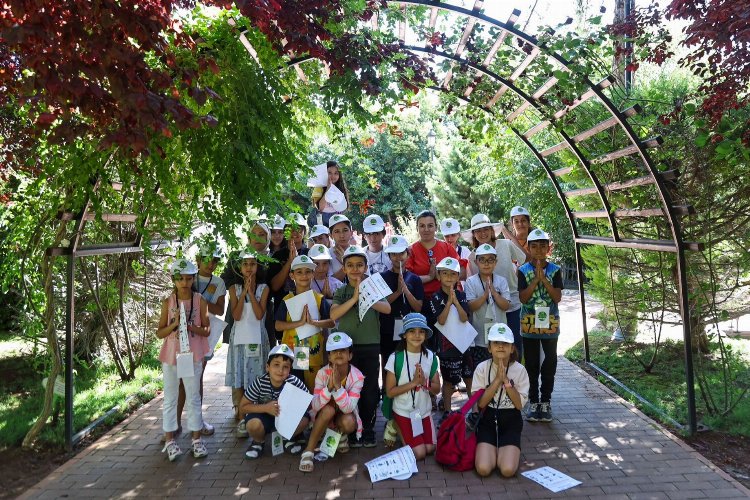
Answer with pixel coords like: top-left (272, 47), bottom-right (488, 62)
top-left (483, 244), bottom-right (491, 250)
top-left (446, 258), bottom-right (453, 265)
top-left (349, 246), bottom-right (356, 251)
top-left (392, 237), bottom-right (398, 243)
top-left (317, 245), bottom-right (325, 252)
top-left (301, 256), bottom-right (309, 262)
top-left (370, 219), bottom-right (376, 225)
top-left (333, 334), bottom-right (341, 342)
top-left (446, 221), bottom-right (452, 227)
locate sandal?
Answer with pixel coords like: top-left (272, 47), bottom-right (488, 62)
top-left (337, 434), bottom-right (349, 454)
top-left (383, 420), bottom-right (398, 448)
top-left (299, 451), bottom-right (315, 473)
top-left (284, 439), bottom-right (304, 455)
top-left (244, 441), bottom-right (264, 460)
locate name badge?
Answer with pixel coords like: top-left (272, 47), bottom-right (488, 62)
top-left (294, 346), bottom-right (310, 370)
top-left (535, 306), bottom-right (550, 329)
top-left (483, 320), bottom-right (494, 345)
top-left (246, 343), bottom-right (261, 358)
top-left (409, 409), bottom-right (424, 436)
top-left (393, 318), bottom-right (404, 341)
top-left (271, 431), bottom-right (284, 456)
top-left (319, 428), bottom-right (342, 458)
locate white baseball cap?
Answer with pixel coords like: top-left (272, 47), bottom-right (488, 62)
top-left (328, 214), bottom-right (351, 229)
top-left (287, 213), bottom-right (308, 228)
top-left (440, 218), bottom-right (461, 236)
top-left (271, 215), bottom-right (287, 230)
top-left (290, 255), bottom-right (317, 271)
top-left (527, 228), bottom-right (550, 242)
top-left (310, 224), bottom-right (330, 239)
top-left (170, 258), bottom-right (198, 275)
top-left (197, 242), bottom-right (223, 259)
top-left (342, 245), bottom-right (367, 261)
top-left (238, 247), bottom-right (259, 259)
top-left (475, 243), bottom-right (497, 257)
top-left (384, 235), bottom-right (409, 254)
top-left (251, 220), bottom-right (271, 242)
top-left (326, 332), bottom-right (354, 351)
top-left (487, 323), bottom-right (515, 344)
top-left (363, 214), bottom-right (385, 233)
top-left (510, 206), bottom-right (530, 218)
top-left (268, 343), bottom-right (294, 361)
top-left (308, 244), bottom-right (332, 261)
top-left (436, 256), bottom-right (460, 273)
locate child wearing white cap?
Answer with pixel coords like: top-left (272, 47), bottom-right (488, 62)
top-left (238, 344), bottom-right (311, 460)
top-left (309, 224), bottom-right (331, 248)
top-left (517, 229), bottom-right (562, 423)
top-left (500, 206), bottom-right (533, 261)
top-left (426, 257), bottom-right (472, 420)
top-left (362, 214), bottom-right (392, 275)
top-left (465, 243), bottom-right (512, 386)
top-left (440, 218), bottom-right (470, 280)
top-left (309, 244), bottom-right (344, 307)
top-left (472, 323), bottom-right (529, 478)
top-left (156, 259), bottom-right (211, 461)
top-left (274, 255), bottom-right (336, 391)
top-left (328, 214), bottom-right (353, 282)
top-left (226, 249), bottom-right (271, 426)
top-left (299, 332), bottom-right (364, 472)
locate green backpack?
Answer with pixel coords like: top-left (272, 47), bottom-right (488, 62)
top-left (381, 350), bottom-right (439, 420)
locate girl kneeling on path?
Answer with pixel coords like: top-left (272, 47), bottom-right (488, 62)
top-left (156, 258), bottom-right (210, 462)
top-left (472, 323), bottom-right (529, 477)
top-left (384, 313), bottom-right (441, 460)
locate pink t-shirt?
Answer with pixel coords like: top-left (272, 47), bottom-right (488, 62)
top-left (158, 292), bottom-right (209, 364)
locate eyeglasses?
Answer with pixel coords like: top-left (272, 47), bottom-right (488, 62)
top-left (477, 258), bottom-right (496, 264)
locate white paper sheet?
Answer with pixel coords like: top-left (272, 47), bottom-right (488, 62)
top-left (324, 184), bottom-right (348, 211)
top-left (365, 446), bottom-right (418, 482)
top-left (207, 315), bottom-right (227, 354)
top-left (233, 310), bottom-right (262, 345)
top-left (434, 305), bottom-right (478, 354)
top-left (274, 383), bottom-right (314, 440)
top-left (307, 163), bottom-right (329, 188)
top-left (358, 274), bottom-right (392, 321)
top-left (284, 290), bottom-right (321, 340)
top-left (522, 466), bottom-right (581, 493)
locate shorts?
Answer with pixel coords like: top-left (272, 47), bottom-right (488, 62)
top-left (243, 412), bottom-right (276, 435)
top-left (476, 408), bottom-right (523, 449)
top-left (439, 352), bottom-right (474, 385)
top-left (393, 413), bottom-right (436, 448)
top-left (469, 346), bottom-right (491, 366)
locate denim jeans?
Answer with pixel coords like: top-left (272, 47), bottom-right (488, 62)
top-left (522, 337), bottom-right (558, 403)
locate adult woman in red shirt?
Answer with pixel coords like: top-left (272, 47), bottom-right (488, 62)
top-left (405, 210), bottom-right (459, 300)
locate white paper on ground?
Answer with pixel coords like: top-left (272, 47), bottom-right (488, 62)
top-left (324, 184), bottom-right (348, 211)
top-left (307, 163), bottom-right (329, 188)
top-left (284, 290), bottom-right (321, 340)
top-left (365, 446), bottom-right (418, 482)
top-left (207, 315), bottom-right (227, 354)
top-left (521, 466), bottom-right (581, 493)
top-left (434, 305), bottom-right (478, 354)
top-left (176, 352), bottom-right (194, 379)
top-left (358, 274), bottom-right (392, 321)
top-left (274, 383), bottom-right (314, 440)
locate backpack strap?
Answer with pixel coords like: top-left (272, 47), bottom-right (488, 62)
top-left (460, 389), bottom-right (485, 416)
top-left (394, 350), bottom-right (404, 381)
top-left (429, 353), bottom-right (438, 379)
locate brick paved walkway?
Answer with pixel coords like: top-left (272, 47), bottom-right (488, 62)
top-left (22, 346), bottom-right (750, 499)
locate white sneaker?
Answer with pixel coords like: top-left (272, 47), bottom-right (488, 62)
top-left (192, 438), bottom-right (208, 458)
top-left (162, 440), bottom-right (181, 462)
top-left (236, 420), bottom-right (249, 438)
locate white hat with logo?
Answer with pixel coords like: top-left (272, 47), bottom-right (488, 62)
top-left (363, 214), bottom-right (385, 233)
top-left (308, 244), bottom-right (332, 261)
top-left (342, 245), bottom-right (367, 261)
top-left (487, 323), bottom-right (515, 344)
top-left (271, 215), bottom-right (287, 230)
top-left (527, 228), bottom-right (550, 242)
top-left (268, 343), bottom-right (294, 361)
top-left (170, 258), bottom-right (198, 275)
top-left (436, 256), bottom-right (460, 273)
top-left (328, 214), bottom-right (351, 229)
top-left (384, 235), bottom-right (409, 254)
top-left (326, 332), bottom-right (354, 351)
top-left (475, 243), bottom-right (497, 257)
top-left (510, 206), bottom-right (530, 218)
top-left (290, 255), bottom-right (317, 271)
top-left (310, 224), bottom-right (330, 238)
top-left (440, 218), bottom-right (461, 236)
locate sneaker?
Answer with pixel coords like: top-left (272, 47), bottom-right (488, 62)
top-left (192, 438), bottom-right (208, 458)
top-left (362, 433), bottom-right (377, 448)
top-left (162, 440), bottom-right (181, 462)
top-left (527, 403), bottom-right (541, 422)
top-left (538, 402), bottom-right (553, 422)
top-left (349, 434), bottom-right (363, 448)
top-left (236, 420), bottom-right (249, 438)
top-left (200, 421), bottom-right (215, 436)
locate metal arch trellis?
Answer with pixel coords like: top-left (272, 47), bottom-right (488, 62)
top-left (260, 1), bottom-right (705, 433)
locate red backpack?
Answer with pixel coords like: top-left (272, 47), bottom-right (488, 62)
top-left (435, 388), bottom-right (485, 471)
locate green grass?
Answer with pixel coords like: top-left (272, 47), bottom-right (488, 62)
top-left (565, 329), bottom-right (750, 436)
top-left (0, 339), bottom-right (162, 449)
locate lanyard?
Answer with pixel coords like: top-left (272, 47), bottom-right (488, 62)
top-left (486, 362), bottom-right (509, 408)
top-left (404, 351), bottom-right (423, 409)
top-left (478, 277), bottom-right (497, 320)
top-left (368, 249), bottom-right (386, 274)
top-left (199, 275), bottom-right (213, 296)
top-left (313, 278), bottom-right (323, 294)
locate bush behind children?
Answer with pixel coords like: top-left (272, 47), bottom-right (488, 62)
top-left (156, 202), bottom-right (561, 480)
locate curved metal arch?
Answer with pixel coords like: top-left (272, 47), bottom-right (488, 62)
top-left (277, 5), bottom-right (697, 434)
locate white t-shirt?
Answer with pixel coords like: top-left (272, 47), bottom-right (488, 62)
top-left (195, 274), bottom-right (227, 308)
top-left (385, 349), bottom-right (437, 418)
top-left (365, 247), bottom-right (392, 275)
top-left (471, 359), bottom-right (529, 410)
top-left (330, 247), bottom-right (346, 277)
top-left (464, 274), bottom-right (511, 346)
top-left (468, 240), bottom-right (526, 311)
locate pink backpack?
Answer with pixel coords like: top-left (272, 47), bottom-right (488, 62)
top-left (435, 388), bottom-right (485, 471)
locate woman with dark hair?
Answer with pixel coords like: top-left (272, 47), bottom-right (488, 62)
top-left (500, 206), bottom-right (533, 263)
top-left (309, 161), bottom-right (351, 227)
top-left (404, 210), bottom-right (460, 301)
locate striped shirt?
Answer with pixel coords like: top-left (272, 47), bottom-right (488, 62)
top-left (243, 372), bottom-right (308, 404)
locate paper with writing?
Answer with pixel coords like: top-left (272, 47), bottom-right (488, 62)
top-left (521, 466), bottom-right (581, 493)
top-left (365, 446), bottom-right (418, 482)
top-left (358, 274), bottom-right (392, 322)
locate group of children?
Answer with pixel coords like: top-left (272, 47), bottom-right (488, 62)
top-left (156, 161), bottom-right (563, 478)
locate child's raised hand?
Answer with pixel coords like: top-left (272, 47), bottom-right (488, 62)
top-left (288, 240), bottom-right (298, 260)
top-left (413, 364), bottom-right (426, 388)
top-left (322, 278), bottom-right (332, 298)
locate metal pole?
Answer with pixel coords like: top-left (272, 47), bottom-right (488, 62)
top-left (65, 253), bottom-right (75, 451)
top-left (677, 246), bottom-right (697, 435)
top-left (574, 242), bottom-right (590, 362)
